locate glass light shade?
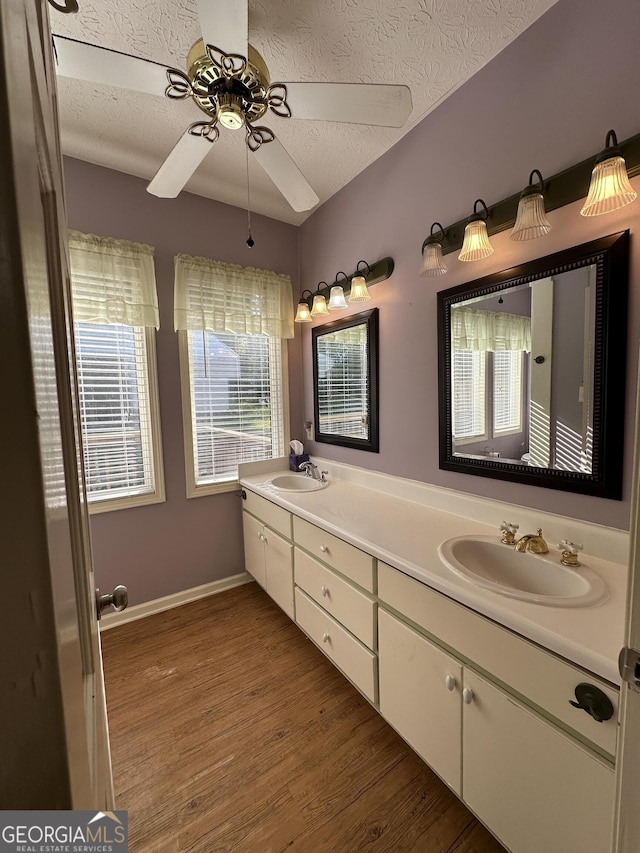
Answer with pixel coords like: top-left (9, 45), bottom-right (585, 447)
top-left (510, 192), bottom-right (552, 241)
top-left (310, 293), bottom-right (329, 316)
top-left (458, 219), bottom-right (494, 262)
top-left (420, 242), bottom-right (448, 276)
top-left (327, 285), bottom-right (348, 310)
top-left (581, 155), bottom-right (637, 216)
top-left (294, 300), bottom-right (312, 323)
top-left (348, 275), bottom-right (371, 302)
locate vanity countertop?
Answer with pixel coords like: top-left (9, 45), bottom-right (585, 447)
top-left (240, 466), bottom-right (627, 685)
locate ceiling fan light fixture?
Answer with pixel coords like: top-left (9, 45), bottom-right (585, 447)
top-left (217, 93), bottom-right (246, 130)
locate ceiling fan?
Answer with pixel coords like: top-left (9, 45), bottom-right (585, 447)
top-left (52, 0), bottom-right (412, 213)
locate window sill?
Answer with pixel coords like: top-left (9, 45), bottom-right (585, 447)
top-left (87, 490), bottom-right (166, 515)
top-left (186, 479), bottom-right (240, 498)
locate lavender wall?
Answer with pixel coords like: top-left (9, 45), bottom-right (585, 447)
top-left (298, 0), bottom-right (640, 531)
top-left (64, 158), bottom-right (300, 605)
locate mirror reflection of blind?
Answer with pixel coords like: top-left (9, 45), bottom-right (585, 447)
top-left (317, 325), bottom-right (368, 439)
top-left (188, 331), bottom-right (285, 484)
top-left (493, 351), bottom-right (523, 434)
top-left (75, 322), bottom-right (156, 500)
top-left (452, 350), bottom-right (486, 439)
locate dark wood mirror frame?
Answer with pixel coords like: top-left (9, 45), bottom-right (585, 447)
top-left (312, 308), bottom-right (379, 452)
top-left (437, 231), bottom-right (629, 499)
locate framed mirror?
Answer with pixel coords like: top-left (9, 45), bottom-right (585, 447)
top-left (312, 308), bottom-right (379, 452)
top-left (437, 231), bottom-right (629, 498)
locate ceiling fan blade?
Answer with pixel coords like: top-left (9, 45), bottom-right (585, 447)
top-left (253, 137), bottom-right (319, 212)
top-left (52, 35), bottom-right (168, 97)
top-left (196, 0), bottom-right (248, 56)
top-left (147, 129), bottom-right (214, 198)
top-left (283, 83), bottom-right (412, 127)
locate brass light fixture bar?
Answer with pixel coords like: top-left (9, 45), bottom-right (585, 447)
top-left (299, 257), bottom-right (394, 309)
top-left (422, 130), bottom-right (640, 257)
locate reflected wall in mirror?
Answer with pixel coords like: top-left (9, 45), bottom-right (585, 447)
top-left (438, 231), bottom-right (629, 498)
top-left (312, 308), bottom-right (379, 452)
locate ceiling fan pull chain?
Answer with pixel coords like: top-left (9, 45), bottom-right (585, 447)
top-left (246, 145), bottom-right (254, 248)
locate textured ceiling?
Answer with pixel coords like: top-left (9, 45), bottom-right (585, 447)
top-left (52, 0), bottom-right (558, 225)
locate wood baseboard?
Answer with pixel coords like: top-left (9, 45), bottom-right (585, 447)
top-left (99, 572), bottom-right (253, 631)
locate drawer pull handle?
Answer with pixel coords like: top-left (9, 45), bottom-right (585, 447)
top-left (321, 586), bottom-right (329, 597)
top-left (320, 545), bottom-right (329, 553)
top-left (322, 632), bottom-right (330, 643)
top-left (463, 687), bottom-right (474, 705)
top-left (445, 675), bottom-right (456, 691)
top-left (569, 683), bottom-right (614, 723)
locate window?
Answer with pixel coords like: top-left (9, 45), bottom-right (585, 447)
top-left (175, 254), bottom-right (292, 495)
top-left (452, 349), bottom-right (524, 443)
top-left (452, 350), bottom-right (487, 441)
top-left (69, 231), bottom-right (164, 512)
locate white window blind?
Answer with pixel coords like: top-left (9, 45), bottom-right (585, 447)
top-left (187, 332), bottom-right (285, 486)
top-left (175, 254), bottom-right (291, 493)
top-left (493, 350), bottom-right (523, 434)
top-left (69, 232), bottom-right (163, 509)
top-left (316, 325), bottom-right (368, 439)
top-left (452, 350), bottom-right (486, 440)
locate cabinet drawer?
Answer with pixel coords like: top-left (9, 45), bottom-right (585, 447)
top-left (295, 548), bottom-right (376, 649)
top-left (295, 588), bottom-right (377, 703)
top-left (378, 562), bottom-right (618, 757)
top-left (293, 516), bottom-right (374, 592)
top-left (244, 489), bottom-right (292, 539)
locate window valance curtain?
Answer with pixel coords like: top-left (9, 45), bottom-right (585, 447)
top-left (174, 254), bottom-right (294, 339)
top-left (451, 307), bottom-right (531, 353)
top-left (68, 231), bottom-right (159, 329)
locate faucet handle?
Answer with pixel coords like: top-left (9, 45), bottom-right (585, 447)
top-left (500, 521), bottom-right (519, 545)
top-left (558, 539), bottom-right (583, 567)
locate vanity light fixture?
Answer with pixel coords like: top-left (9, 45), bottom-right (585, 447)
top-left (420, 222), bottom-right (448, 276)
top-left (511, 170), bottom-right (552, 241)
top-left (349, 261), bottom-right (372, 302)
top-left (459, 199), bottom-right (494, 262)
top-left (294, 289), bottom-right (314, 323)
top-left (294, 258), bottom-right (394, 324)
top-left (418, 129), bottom-right (640, 262)
top-left (328, 272), bottom-right (349, 310)
top-left (581, 129), bottom-right (638, 217)
top-left (310, 282), bottom-right (330, 317)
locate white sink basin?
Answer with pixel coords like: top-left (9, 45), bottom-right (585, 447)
top-left (270, 474), bottom-right (326, 492)
top-left (438, 535), bottom-right (607, 607)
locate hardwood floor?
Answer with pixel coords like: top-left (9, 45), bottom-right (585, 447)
top-left (101, 583), bottom-right (506, 853)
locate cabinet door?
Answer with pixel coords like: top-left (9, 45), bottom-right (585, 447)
top-left (243, 512), bottom-right (266, 589)
top-left (463, 670), bottom-right (615, 853)
top-left (378, 609), bottom-right (462, 794)
top-left (264, 527), bottom-right (294, 619)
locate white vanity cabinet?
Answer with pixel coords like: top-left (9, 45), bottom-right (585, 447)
top-left (463, 670), bottom-right (614, 853)
top-left (377, 561), bottom-right (617, 853)
top-left (292, 516), bottom-right (378, 703)
top-left (378, 608), bottom-right (462, 793)
top-left (242, 491), bottom-right (294, 619)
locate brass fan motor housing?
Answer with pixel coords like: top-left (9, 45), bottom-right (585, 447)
top-left (186, 39), bottom-right (271, 126)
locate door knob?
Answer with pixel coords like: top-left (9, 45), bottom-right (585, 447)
top-left (462, 687), bottom-right (474, 704)
top-left (569, 683), bottom-right (614, 722)
top-left (95, 585), bottom-right (128, 620)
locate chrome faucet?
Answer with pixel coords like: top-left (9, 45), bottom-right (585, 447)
top-left (514, 528), bottom-right (549, 554)
top-left (299, 461), bottom-right (328, 483)
top-left (299, 461), bottom-right (320, 479)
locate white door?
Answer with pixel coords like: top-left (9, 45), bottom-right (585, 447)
top-left (0, 0), bottom-right (115, 807)
top-left (613, 356), bottom-right (640, 851)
